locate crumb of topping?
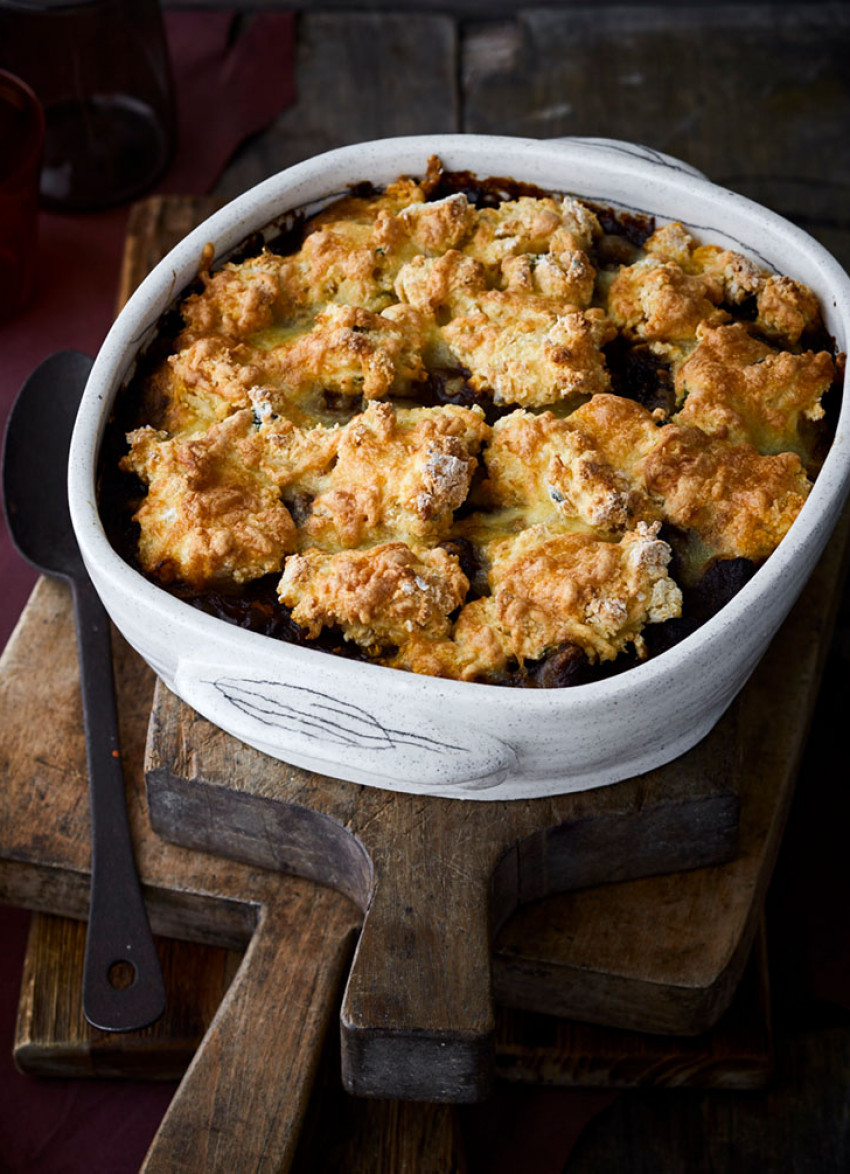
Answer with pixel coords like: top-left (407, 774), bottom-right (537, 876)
top-left (465, 196), bottom-right (597, 275)
top-left (398, 193), bottom-right (476, 254)
top-left (484, 408), bottom-right (657, 533)
top-left (394, 250), bottom-right (487, 315)
top-left (301, 400), bottom-right (489, 550)
top-left (565, 394), bottom-right (665, 475)
top-left (501, 248), bottom-right (596, 307)
top-left (443, 295), bottom-right (615, 407)
top-left (644, 221), bottom-right (696, 268)
top-left (266, 303), bottom-right (430, 404)
top-left (389, 598), bottom-right (513, 681)
top-left (151, 336), bottom-right (294, 437)
top-left (559, 197), bottom-right (603, 252)
top-left (755, 274), bottom-right (822, 345)
top-left (607, 257), bottom-right (729, 347)
top-left (690, 244), bottom-right (763, 304)
top-left (277, 229), bottom-right (404, 314)
top-left (484, 521), bottom-right (681, 663)
top-left (181, 255), bottom-right (284, 339)
top-left (252, 415), bottom-right (342, 494)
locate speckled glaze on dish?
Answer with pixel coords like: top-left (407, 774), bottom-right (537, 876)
top-left (68, 136), bottom-right (850, 799)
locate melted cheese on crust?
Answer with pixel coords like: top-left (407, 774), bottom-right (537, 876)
top-left (181, 254), bottom-right (285, 340)
top-left (391, 521), bottom-right (682, 680)
top-left (484, 408), bottom-right (658, 533)
top-left (150, 336), bottom-right (299, 438)
top-left (260, 303), bottom-right (431, 406)
top-left (443, 296), bottom-right (616, 407)
top-left (485, 521), bottom-right (681, 662)
top-left (639, 424), bottom-right (812, 583)
top-left (300, 401), bottom-right (489, 550)
top-left (607, 258), bottom-right (728, 348)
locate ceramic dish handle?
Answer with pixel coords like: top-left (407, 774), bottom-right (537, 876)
top-left (173, 662), bottom-right (519, 792)
top-left (548, 135), bottom-right (708, 180)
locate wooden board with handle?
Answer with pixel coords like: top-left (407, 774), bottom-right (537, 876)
top-left (146, 688), bottom-right (739, 1102)
top-left (0, 576), bottom-right (361, 1172)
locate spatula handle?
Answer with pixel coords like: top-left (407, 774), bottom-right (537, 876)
top-left (72, 574), bottom-right (165, 1031)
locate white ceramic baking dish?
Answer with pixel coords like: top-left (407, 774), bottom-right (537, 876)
top-left (68, 135), bottom-right (850, 800)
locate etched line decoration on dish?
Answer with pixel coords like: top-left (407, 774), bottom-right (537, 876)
top-left (212, 677), bottom-right (466, 752)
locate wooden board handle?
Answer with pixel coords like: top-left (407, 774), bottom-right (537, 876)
top-left (340, 833), bottom-right (495, 1103)
top-left (142, 888), bottom-right (359, 1173)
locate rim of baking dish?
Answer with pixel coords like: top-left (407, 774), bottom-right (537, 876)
top-left (69, 134), bottom-right (850, 712)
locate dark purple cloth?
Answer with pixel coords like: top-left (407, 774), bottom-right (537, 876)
top-left (0, 904), bottom-right (177, 1173)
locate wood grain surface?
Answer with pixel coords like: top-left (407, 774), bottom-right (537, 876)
top-left (13, 910), bottom-right (773, 1093)
top-left (213, 11), bottom-right (458, 203)
top-left (14, 915), bottom-right (241, 1080)
top-left (140, 899), bottom-right (358, 1174)
top-left (146, 684), bottom-right (740, 1101)
top-left (494, 924), bottom-right (773, 1092)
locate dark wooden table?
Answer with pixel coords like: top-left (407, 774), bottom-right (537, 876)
top-left (4, 4), bottom-right (850, 1170)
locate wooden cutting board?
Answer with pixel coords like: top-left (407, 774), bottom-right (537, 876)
top-left (2, 514), bottom-right (833, 1172)
top-left (0, 578), bottom-right (752, 1171)
top-left (0, 577), bottom-right (362, 1171)
top-left (146, 680), bottom-right (740, 1102)
top-left (13, 910), bottom-right (773, 1092)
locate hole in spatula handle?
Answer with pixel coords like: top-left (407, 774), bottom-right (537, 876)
top-left (108, 960), bottom-right (137, 990)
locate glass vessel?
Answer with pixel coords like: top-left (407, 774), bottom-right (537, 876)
top-left (0, 68), bottom-right (43, 318)
top-left (0, 0), bottom-right (175, 212)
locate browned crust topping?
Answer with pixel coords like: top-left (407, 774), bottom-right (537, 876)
top-left (278, 542), bottom-right (468, 647)
top-left (674, 322), bottom-right (832, 457)
top-left (122, 411), bottom-right (297, 588)
top-left (118, 165), bottom-right (840, 683)
top-left (639, 425), bottom-right (812, 582)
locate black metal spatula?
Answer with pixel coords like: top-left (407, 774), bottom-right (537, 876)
top-left (2, 350), bottom-right (165, 1032)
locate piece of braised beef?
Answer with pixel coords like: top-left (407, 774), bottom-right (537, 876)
top-left (605, 336), bottom-right (676, 416)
